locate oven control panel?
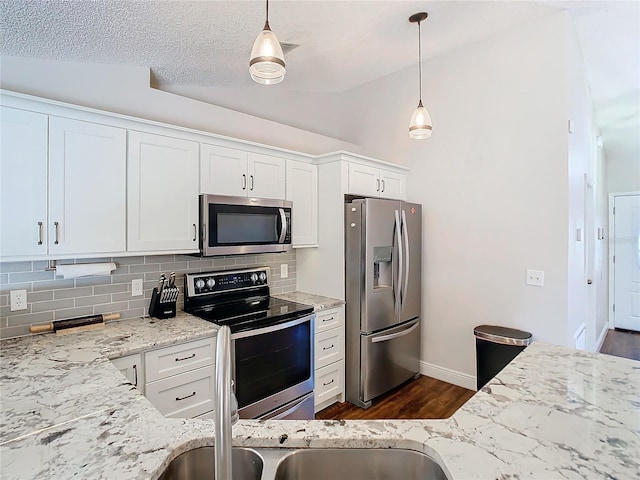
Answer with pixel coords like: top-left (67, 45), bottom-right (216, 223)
top-left (186, 267), bottom-right (269, 296)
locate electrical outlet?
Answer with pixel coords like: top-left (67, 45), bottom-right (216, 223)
top-left (132, 279), bottom-right (143, 297)
top-left (526, 269), bottom-right (544, 287)
top-left (10, 289), bottom-right (27, 311)
top-left (280, 263), bottom-right (288, 279)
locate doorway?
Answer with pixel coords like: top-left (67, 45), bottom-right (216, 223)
top-left (609, 192), bottom-right (640, 332)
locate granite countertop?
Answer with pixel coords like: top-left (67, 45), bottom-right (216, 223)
top-left (272, 291), bottom-right (345, 311)
top-left (1, 312), bottom-right (639, 479)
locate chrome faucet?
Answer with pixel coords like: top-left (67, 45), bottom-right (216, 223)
top-left (214, 326), bottom-right (239, 480)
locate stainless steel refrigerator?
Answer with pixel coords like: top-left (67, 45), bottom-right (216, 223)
top-left (345, 197), bottom-right (422, 408)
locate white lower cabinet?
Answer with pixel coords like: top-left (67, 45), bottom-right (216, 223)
top-left (144, 365), bottom-right (215, 419)
top-left (111, 353), bottom-right (145, 394)
top-left (141, 336), bottom-right (216, 419)
top-left (313, 306), bottom-right (345, 412)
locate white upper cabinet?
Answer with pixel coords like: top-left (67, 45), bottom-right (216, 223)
top-left (0, 107), bottom-right (48, 258)
top-left (348, 162), bottom-right (406, 200)
top-left (127, 131), bottom-right (199, 252)
top-left (200, 144), bottom-right (248, 196)
top-left (48, 117), bottom-right (127, 255)
top-left (286, 159), bottom-right (318, 247)
top-left (200, 144), bottom-right (285, 200)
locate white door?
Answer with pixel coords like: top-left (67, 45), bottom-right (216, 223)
top-left (247, 153), bottom-right (286, 199)
top-left (200, 144), bottom-right (248, 196)
top-left (613, 194), bottom-right (640, 331)
top-left (379, 169), bottom-right (406, 200)
top-left (128, 131), bottom-right (199, 252)
top-left (348, 163), bottom-right (380, 197)
top-left (0, 107), bottom-right (48, 258)
top-left (286, 159), bottom-right (318, 246)
top-left (48, 117), bottom-right (126, 255)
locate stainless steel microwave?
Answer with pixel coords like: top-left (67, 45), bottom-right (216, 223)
top-left (199, 194), bottom-right (292, 256)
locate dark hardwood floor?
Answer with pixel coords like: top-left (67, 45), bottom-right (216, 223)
top-left (315, 375), bottom-right (475, 420)
top-left (599, 328), bottom-right (640, 361)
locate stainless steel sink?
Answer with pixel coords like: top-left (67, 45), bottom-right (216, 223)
top-left (273, 448), bottom-right (449, 480)
top-left (157, 447), bottom-right (263, 480)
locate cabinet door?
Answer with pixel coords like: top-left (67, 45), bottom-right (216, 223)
top-left (200, 144), bottom-right (248, 196)
top-left (379, 169), bottom-right (406, 200)
top-left (111, 353), bottom-right (144, 394)
top-left (286, 160), bottom-right (318, 246)
top-left (49, 117), bottom-right (126, 255)
top-left (348, 162), bottom-right (380, 197)
top-left (128, 131), bottom-right (199, 252)
top-left (0, 107), bottom-right (48, 258)
top-left (247, 153), bottom-right (286, 199)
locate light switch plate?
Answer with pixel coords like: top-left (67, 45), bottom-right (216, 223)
top-left (10, 289), bottom-right (28, 311)
top-left (526, 269), bottom-right (544, 287)
top-left (280, 264), bottom-right (288, 279)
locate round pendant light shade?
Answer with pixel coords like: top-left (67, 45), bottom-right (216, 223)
top-left (249, 0), bottom-right (286, 85)
top-left (409, 100), bottom-right (432, 139)
top-left (408, 12), bottom-right (432, 139)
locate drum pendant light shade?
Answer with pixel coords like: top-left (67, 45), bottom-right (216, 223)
top-left (249, 0), bottom-right (286, 85)
top-left (408, 12), bottom-right (432, 139)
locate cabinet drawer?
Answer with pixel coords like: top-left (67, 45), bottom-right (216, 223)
top-left (315, 327), bottom-right (343, 369)
top-left (315, 307), bottom-right (343, 334)
top-left (145, 337), bottom-right (215, 382)
top-left (145, 365), bottom-right (215, 419)
top-left (315, 360), bottom-right (344, 406)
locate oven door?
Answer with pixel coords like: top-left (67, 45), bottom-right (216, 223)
top-left (201, 194), bottom-right (292, 256)
top-left (232, 313), bottom-right (315, 419)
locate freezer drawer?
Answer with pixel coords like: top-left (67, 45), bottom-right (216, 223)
top-left (361, 319), bottom-right (420, 403)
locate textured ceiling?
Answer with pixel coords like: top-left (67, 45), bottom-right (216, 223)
top-left (1, 0), bottom-right (638, 162)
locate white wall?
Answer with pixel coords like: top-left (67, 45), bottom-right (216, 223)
top-left (607, 152), bottom-right (640, 193)
top-left (341, 13), bottom-right (574, 382)
top-left (0, 55), bottom-right (361, 156)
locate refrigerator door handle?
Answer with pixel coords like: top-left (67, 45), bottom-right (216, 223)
top-left (401, 209), bottom-right (410, 308)
top-left (371, 320), bottom-right (419, 343)
top-left (394, 209), bottom-right (403, 317)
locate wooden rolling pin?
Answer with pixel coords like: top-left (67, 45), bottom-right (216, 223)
top-left (29, 313), bottom-right (121, 334)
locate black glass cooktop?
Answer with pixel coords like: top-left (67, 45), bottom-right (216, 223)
top-left (188, 296), bottom-right (314, 333)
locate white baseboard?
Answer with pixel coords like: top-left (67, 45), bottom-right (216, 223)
top-left (420, 361), bottom-right (477, 391)
top-left (596, 324), bottom-right (609, 352)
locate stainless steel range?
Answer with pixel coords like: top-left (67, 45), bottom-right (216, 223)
top-left (184, 267), bottom-right (315, 420)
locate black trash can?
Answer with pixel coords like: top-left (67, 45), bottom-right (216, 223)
top-left (474, 325), bottom-right (532, 390)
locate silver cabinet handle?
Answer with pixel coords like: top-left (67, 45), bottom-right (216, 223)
top-left (381, 179), bottom-right (385, 192)
top-left (322, 344), bottom-right (334, 350)
top-left (175, 353), bottom-right (196, 362)
top-left (250, 175), bottom-right (254, 191)
top-left (37, 222), bottom-right (44, 245)
top-left (176, 392), bottom-right (196, 401)
top-left (376, 179), bottom-right (380, 192)
top-left (132, 364), bottom-right (138, 387)
top-left (323, 379), bottom-right (335, 386)
top-left (242, 174), bottom-right (247, 190)
top-left (54, 222), bottom-right (60, 245)
top-left (322, 316), bottom-right (334, 323)
top-left (192, 224), bottom-right (197, 242)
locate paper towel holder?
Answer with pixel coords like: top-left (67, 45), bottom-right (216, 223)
top-left (45, 260), bottom-right (57, 271)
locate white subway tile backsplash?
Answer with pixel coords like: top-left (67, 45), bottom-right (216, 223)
top-left (0, 252), bottom-right (297, 339)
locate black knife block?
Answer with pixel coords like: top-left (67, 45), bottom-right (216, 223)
top-left (148, 287), bottom-right (177, 319)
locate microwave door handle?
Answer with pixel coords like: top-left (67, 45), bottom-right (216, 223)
top-left (278, 208), bottom-right (287, 243)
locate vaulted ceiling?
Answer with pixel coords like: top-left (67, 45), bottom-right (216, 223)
top-left (2, 1), bottom-right (638, 162)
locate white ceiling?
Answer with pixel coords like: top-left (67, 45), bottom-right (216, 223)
top-left (1, 1), bottom-right (638, 161)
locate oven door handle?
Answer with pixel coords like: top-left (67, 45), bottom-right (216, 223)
top-left (278, 208), bottom-right (287, 243)
top-left (232, 313), bottom-right (314, 339)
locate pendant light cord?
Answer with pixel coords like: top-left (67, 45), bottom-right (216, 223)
top-left (264, 0), bottom-right (271, 30)
top-left (418, 20), bottom-right (423, 103)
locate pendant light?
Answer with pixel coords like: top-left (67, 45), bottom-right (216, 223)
top-left (249, 0), bottom-right (286, 85)
top-left (408, 12), bottom-right (432, 139)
